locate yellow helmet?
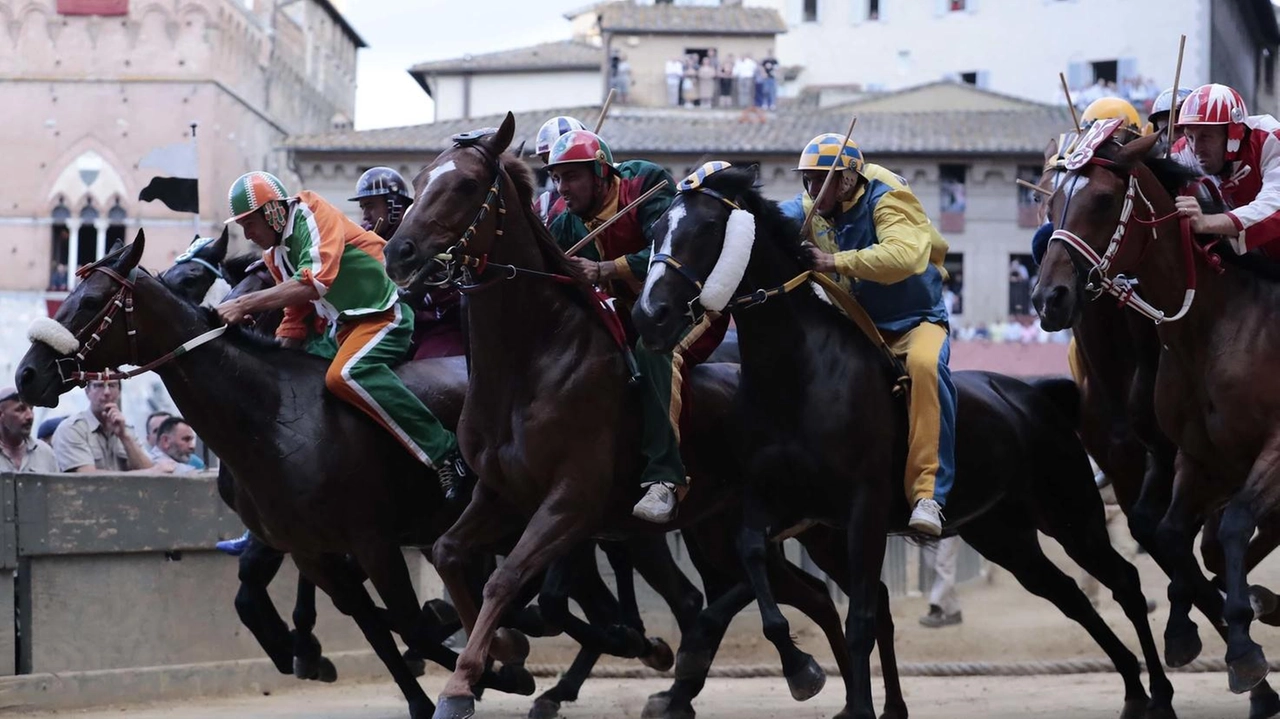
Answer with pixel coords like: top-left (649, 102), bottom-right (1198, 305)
top-left (795, 134), bottom-right (865, 175)
top-left (1081, 97), bottom-right (1142, 133)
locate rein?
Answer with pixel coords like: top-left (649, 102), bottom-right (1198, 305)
top-left (1049, 139), bottom-right (1197, 324)
top-left (48, 263), bottom-right (226, 385)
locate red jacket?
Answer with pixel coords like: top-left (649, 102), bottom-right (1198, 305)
top-left (1215, 115), bottom-right (1280, 259)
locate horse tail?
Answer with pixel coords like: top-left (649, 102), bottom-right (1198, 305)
top-left (1024, 376), bottom-right (1081, 429)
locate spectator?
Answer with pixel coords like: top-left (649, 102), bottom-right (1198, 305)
top-left (759, 50), bottom-right (779, 110)
top-left (920, 536), bottom-right (963, 627)
top-left (681, 56), bottom-right (698, 108)
top-left (665, 56), bottom-right (684, 106)
top-left (37, 416), bottom-right (66, 444)
top-left (697, 55), bottom-right (716, 108)
top-left (149, 416), bottom-right (197, 474)
top-left (734, 54), bottom-right (758, 108)
top-left (48, 262), bottom-right (68, 292)
top-left (0, 387), bottom-right (58, 474)
top-left (145, 410), bottom-right (171, 451)
top-left (717, 54), bottom-right (735, 108)
top-left (613, 52), bottom-right (632, 104)
top-left (51, 379), bottom-right (174, 474)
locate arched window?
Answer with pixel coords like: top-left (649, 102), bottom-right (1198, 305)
top-left (49, 199), bottom-right (71, 291)
top-left (78, 202), bottom-right (100, 270)
top-left (107, 198), bottom-right (127, 251)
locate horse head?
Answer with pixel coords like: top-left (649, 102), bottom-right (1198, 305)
top-left (385, 111), bottom-right (517, 292)
top-left (159, 227), bottom-right (229, 306)
top-left (1032, 128), bottom-right (1161, 331)
top-left (634, 163), bottom-right (770, 353)
top-left (17, 230), bottom-right (151, 407)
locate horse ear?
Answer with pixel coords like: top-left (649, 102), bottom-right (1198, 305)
top-left (203, 227), bottom-right (229, 264)
top-left (108, 238), bottom-right (124, 255)
top-left (1043, 137), bottom-right (1059, 165)
top-left (114, 229), bottom-right (146, 273)
top-left (485, 112), bottom-right (516, 155)
top-left (1116, 132), bottom-right (1161, 167)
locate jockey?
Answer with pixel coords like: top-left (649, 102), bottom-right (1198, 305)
top-left (545, 130), bottom-right (727, 523)
top-left (216, 171), bottom-right (476, 503)
top-left (1081, 97), bottom-right (1143, 139)
top-left (781, 134), bottom-right (956, 536)
top-left (1174, 83), bottom-right (1280, 258)
top-left (532, 116), bottom-right (587, 225)
top-left (1147, 86), bottom-right (1193, 138)
top-left (350, 167), bottom-right (464, 359)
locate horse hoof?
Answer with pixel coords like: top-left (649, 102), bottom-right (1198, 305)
top-left (496, 628), bottom-right (532, 665)
top-left (433, 695), bottom-right (476, 719)
top-left (642, 637), bottom-right (675, 672)
top-left (499, 661), bottom-right (537, 696)
top-left (785, 655), bottom-right (826, 702)
top-left (424, 598), bottom-right (464, 643)
top-left (527, 697), bottom-right (561, 719)
top-left (1163, 628), bottom-right (1202, 668)
top-left (1250, 685), bottom-right (1280, 719)
top-left (406, 656), bottom-right (427, 679)
top-left (674, 650), bottom-right (712, 680)
top-left (1119, 698), bottom-right (1146, 719)
top-left (1251, 586), bottom-right (1280, 623)
top-left (1143, 703), bottom-right (1178, 719)
top-left (641, 691), bottom-right (671, 719)
top-left (878, 704), bottom-right (909, 719)
top-left (1230, 646), bottom-right (1271, 694)
top-left (293, 653), bottom-right (336, 682)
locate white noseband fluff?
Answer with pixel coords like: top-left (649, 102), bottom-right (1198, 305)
top-left (201, 277), bottom-right (232, 308)
top-left (28, 317), bottom-right (80, 355)
top-left (699, 208), bottom-right (756, 312)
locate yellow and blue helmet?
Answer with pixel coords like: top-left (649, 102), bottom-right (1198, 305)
top-left (795, 134), bottom-right (864, 175)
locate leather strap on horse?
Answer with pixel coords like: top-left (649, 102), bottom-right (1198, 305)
top-left (807, 271), bottom-right (910, 397)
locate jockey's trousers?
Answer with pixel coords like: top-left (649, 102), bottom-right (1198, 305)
top-left (326, 303), bottom-right (457, 467)
top-left (631, 312), bottom-right (729, 490)
top-left (884, 321), bottom-right (956, 508)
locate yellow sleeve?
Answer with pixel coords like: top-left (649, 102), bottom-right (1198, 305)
top-left (832, 183), bottom-right (933, 284)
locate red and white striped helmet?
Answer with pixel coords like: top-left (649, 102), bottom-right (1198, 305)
top-left (1177, 83), bottom-right (1249, 160)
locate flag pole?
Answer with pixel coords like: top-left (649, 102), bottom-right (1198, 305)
top-left (190, 122), bottom-right (200, 239)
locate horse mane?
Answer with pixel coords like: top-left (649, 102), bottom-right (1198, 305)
top-left (221, 253), bottom-right (262, 285)
top-left (698, 165), bottom-right (813, 272)
top-left (498, 151), bottom-right (590, 297)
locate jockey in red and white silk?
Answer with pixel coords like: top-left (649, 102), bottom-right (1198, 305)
top-left (1175, 83), bottom-right (1280, 258)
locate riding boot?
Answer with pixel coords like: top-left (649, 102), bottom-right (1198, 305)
top-left (437, 448), bottom-right (477, 505)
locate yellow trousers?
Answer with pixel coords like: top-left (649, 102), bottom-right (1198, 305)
top-left (884, 322), bottom-right (957, 506)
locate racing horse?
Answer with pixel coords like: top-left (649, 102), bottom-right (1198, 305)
top-left (15, 235), bottom-right (541, 719)
top-left (154, 232), bottom-right (721, 719)
top-left (382, 115), bottom-right (909, 719)
top-left (631, 163), bottom-right (1172, 719)
top-left (1033, 135), bottom-right (1280, 719)
top-left (1032, 121), bottom-right (1280, 697)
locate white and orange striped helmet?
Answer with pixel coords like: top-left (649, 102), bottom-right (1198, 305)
top-left (1177, 83), bottom-right (1249, 161)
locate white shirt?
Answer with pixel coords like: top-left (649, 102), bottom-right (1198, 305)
top-left (734, 58), bottom-right (757, 79)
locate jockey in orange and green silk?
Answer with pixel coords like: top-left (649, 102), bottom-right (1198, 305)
top-left (545, 130), bottom-right (727, 524)
top-left (215, 171), bottom-right (475, 504)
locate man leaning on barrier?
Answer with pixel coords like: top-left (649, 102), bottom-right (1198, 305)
top-left (0, 386), bottom-right (57, 474)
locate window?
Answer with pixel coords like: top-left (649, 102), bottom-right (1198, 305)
top-left (1009, 254), bottom-right (1036, 316)
top-left (868, 0), bottom-right (880, 20)
top-left (1091, 59), bottom-right (1118, 84)
top-left (106, 199), bottom-right (127, 252)
top-left (49, 199), bottom-right (70, 291)
top-left (1016, 165), bottom-right (1044, 228)
top-left (949, 0), bottom-right (965, 10)
top-left (943, 253), bottom-right (964, 316)
top-left (1265, 48), bottom-right (1276, 94)
top-left (78, 203), bottom-right (100, 270)
top-left (803, 0), bottom-right (819, 22)
top-left (959, 72), bottom-right (977, 85)
top-left (938, 164), bottom-right (966, 234)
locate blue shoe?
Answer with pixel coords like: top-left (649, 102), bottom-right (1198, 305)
top-left (216, 530), bottom-right (252, 556)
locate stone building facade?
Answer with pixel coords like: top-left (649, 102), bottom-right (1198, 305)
top-left (0, 0), bottom-right (364, 291)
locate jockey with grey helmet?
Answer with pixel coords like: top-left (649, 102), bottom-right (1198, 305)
top-left (350, 167), bottom-right (414, 239)
top-left (532, 116), bottom-right (587, 225)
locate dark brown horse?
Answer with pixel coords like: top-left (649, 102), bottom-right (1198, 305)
top-left (1031, 125), bottom-right (1280, 697)
top-left (383, 115), bottom-right (897, 719)
top-left (630, 164), bottom-right (1172, 719)
top-left (1033, 137), bottom-right (1280, 719)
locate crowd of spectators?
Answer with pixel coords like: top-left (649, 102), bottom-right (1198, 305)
top-left (1071, 75), bottom-right (1163, 115)
top-left (656, 49), bottom-right (779, 110)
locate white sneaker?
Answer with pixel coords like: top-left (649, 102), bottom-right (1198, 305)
top-left (909, 498), bottom-right (943, 536)
top-left (633, 482), bottom-right (678, 523)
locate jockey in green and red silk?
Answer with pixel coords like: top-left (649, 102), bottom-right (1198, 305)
top-left (351, 167), bottom-right (464, 360)
top-left (216, 171), bottom-right (475, 503)
top-left (546, 130), bottom-right (728, 523)
top-left (532, 116), bottom-right (587, 225)
top-left (780, 134), bottom-right (956, 536)
top-left (1174, 83), bottom-right (1280, 258)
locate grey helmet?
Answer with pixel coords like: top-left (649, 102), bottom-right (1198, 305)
top-left (350, 167), bottom-right (414, 227)
top-left (1148, 87), bottom-right (1193, 126)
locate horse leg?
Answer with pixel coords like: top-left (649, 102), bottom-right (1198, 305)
top-left (843, 484), bottom-right (891, 719)
top-left (537, 545), bottom-right (647, 660)
top-left (293, 551), bottom-right (433, 719)
top-left (736, 498), bottom-right (826, 703)
top-left (622, 534), bottom-right (704, 667)
top-left (232, 536), bottom-right (293, 675)
top-left (433, 490), bottom-right (597, 719)
top-left (1155, 452), bottom-right (1222, 668)
top-left (1205, 515), bottom-right (1280, 628)
top-left (1048, 501), bottom-right (1174, 718)
top-left (962, 517), bottom-right (1149, 719)
top-left (872, 581), bottom-right (907, 719)
top-left (291, 575), bottom-right (338, 682)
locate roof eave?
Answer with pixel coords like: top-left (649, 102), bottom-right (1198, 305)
top-left (598, 26), bottom-right (784, 36)
top-left (313, 0), bottom-right (367, 49)
top-left (405, 63), bottom-right (601, 75)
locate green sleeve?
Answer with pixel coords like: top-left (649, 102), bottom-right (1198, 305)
top-left (622, 165), bottom-right (676, 281)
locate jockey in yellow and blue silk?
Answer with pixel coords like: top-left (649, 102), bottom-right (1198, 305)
top-left (780, 134), bottom-right (956, 536)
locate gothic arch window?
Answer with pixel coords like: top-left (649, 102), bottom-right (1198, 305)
top-left (49, 198), bottom-right (71, 291)
top-left (107, 197), bottom-right (128, 251)
top-left (78, 202), bottom-right (101, 270)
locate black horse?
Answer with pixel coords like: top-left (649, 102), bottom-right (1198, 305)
top-left (631, 165), bottom-right (1174, 719)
